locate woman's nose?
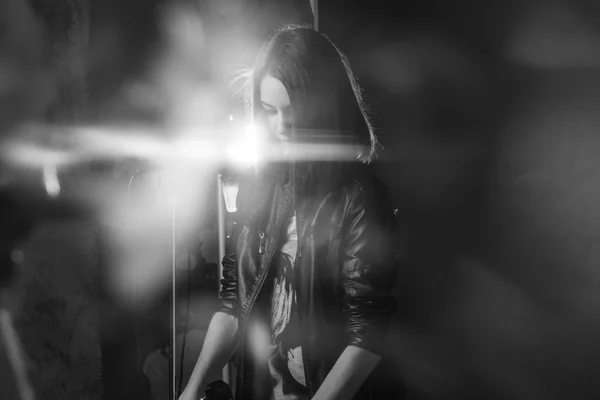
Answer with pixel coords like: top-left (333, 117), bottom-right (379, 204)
top-left (276, 115), bottom-right (291, 139)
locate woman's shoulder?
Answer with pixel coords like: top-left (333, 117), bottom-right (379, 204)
top-left (338, 163), bottom-right (397, 226)
top-left (340, 163), bottom-right (390, 199)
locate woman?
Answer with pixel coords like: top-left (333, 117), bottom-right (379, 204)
top-left (180, 24), bottom-right (401, 400)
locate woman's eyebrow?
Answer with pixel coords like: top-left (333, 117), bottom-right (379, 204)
top-left (260, 100), bottom-right (275, 109)
top-left (260, 100), bottom-right (291, 113)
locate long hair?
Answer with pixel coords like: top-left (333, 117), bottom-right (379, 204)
top-left (236, 24), bottom-right (378, 195)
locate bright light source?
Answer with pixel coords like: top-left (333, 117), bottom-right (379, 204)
top-left (43, 164), bottom-right (60, 197)
top-left (229, 115), bottom-right (234, 121)
top-left (226, 123), bottom-right (259, 167)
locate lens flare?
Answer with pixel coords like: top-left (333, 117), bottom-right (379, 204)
top-left (226, 122), bottom-right (260, 167)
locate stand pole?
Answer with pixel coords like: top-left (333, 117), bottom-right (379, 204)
top-left (311, 0), bottom-right (319, 31)
top-left (217, 174), bottom-right (230, 385)
top-left (0, 308), bottom-right (35, 400)
top-left (171, 195), bottom-right (177, 400)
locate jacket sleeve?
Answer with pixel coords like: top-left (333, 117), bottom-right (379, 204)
top-left (216, 252), bottom-right (239, 317)
top-left (341, 182), bottom-right (400, 355)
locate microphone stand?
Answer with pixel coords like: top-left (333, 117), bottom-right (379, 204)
top-left (173, 174), bottom-right (227, 399)
top-left (170, 194), bottom-right (177, 400)
top-left (170, 172), bottom-right (237, 398)
top-left (216, 174), bottom-right (230, 386)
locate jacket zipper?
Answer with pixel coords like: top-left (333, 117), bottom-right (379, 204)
top-left (240, 202), bottom-right (291, 323)
top-left (258, 231), bottom-right (266, 254)
top-left (236, 191), bottom-right (293, 395)
top-left (237, 217), bottom-right (284, 395)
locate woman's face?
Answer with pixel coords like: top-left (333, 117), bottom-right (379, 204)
top-left (259, 75), bottom-right (294, 155)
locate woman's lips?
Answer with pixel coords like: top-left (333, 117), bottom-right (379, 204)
top-left (281, 140), bottom-right (291, 155)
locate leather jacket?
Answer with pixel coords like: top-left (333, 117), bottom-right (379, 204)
top-left (217, 163), bottom-right (401, 399)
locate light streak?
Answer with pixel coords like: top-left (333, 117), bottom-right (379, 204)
top-left (1, 123), bottom-right (361, 171)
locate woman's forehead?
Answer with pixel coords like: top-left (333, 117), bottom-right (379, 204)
top-left (259, 75), bottom-right (290, 108)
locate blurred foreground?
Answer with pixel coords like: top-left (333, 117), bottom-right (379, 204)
top-left (3, 1), bottom-right (600, 400)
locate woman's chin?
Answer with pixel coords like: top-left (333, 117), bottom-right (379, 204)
top-left (281, 141), bottom-right (292, 157)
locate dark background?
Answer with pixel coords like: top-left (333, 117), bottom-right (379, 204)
top-left (3, 0), bottom-right (600, 399)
